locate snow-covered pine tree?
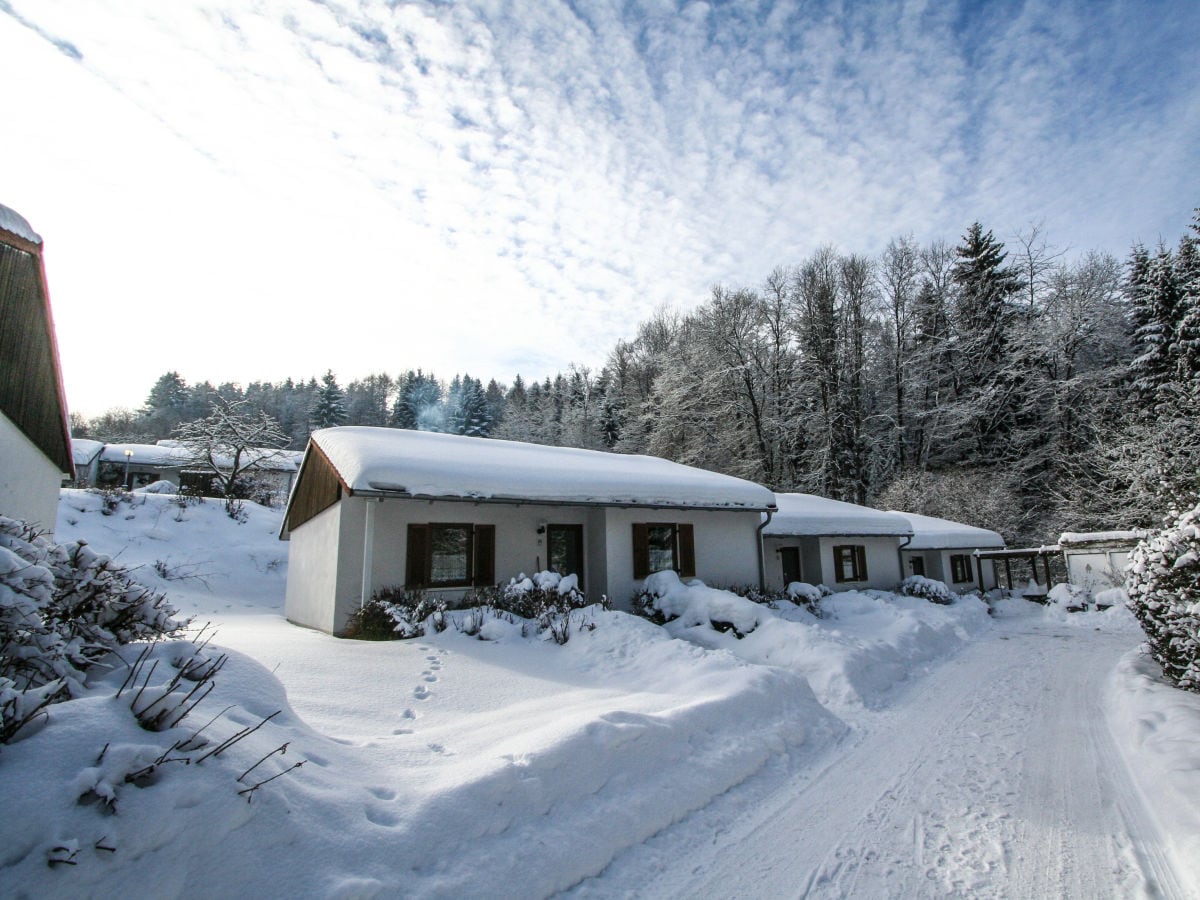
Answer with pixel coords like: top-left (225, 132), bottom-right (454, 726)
top-left (1172, 211), bottom-right (1200, 385)
top-left (392, 370), bottom-right (443, 432)
top-left (1128, 245), bottom-right (1184, 408)
top-left (947, 223), bottom-right (1022, 465)
top-left (1126, 502), bottom-right (1200, 693)
top-left (309, 370), bottom-right (348, 430)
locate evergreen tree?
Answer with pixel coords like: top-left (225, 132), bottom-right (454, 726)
top-left (309, 370), bottom-right (348, 430)
top-left (392, 370), bottom-right (443, 431)
top-left (1129, 245), bottom-right (1182, 406)
top-left (140, 371), bottom-right (193, 438)
top-left (445, 375), bottom-right (491, 437)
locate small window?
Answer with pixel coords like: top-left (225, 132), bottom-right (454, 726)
top-left (406, 523), bottom-right (494, 588)
top-left (833, 545), bottom-right (867, 583)
top-left (430, 525), bottom-right (470, 585)
top-left (950, 554), bottom-right (973, 584)
top-left (909, 556), bottom-right (926, 577)
top-left (632, 523), bottom-right (696, 579)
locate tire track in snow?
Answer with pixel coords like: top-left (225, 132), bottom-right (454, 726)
top-left (573, 619), bottom-right (1186, 898)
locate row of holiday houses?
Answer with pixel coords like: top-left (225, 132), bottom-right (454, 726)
top-left (278, 426), bottom-right (1011, 634)
top-left (1, 202), bottom-right (1138, 637)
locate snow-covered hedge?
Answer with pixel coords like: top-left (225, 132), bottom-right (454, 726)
top-left (1126, 503), bottom-right (1200, 692)
top-left (898, 575), bottom-right (957, 605)
top-left (0, 515), bottom-right (182, 744)
top-left (344, 571), bottom-right (595, 644)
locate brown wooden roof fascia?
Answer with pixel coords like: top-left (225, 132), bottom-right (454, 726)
top-left (0, 234), bottom-right (74, 476)
top-left (0, 227), bottom-right (43, 256)
top-left (279, 439), bottom-right (350, 538)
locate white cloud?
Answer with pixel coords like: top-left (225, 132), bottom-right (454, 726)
top-left (1, 0), bottom-right (1196, 417)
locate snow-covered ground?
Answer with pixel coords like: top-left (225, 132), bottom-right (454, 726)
top-left (1, 489), bottom-right (1197, 897)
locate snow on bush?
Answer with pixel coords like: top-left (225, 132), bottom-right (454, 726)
top-left (1, 515), bottom-right (182, 745)
top-left (344, 571), bottom-right (595, 644)
top-left (1048, 582), bottom-right (1090, 612)
top-left (787, 581), bottom-right (825, 610)
top-left (1094, 587), bottom-right (1128, 610)
top-left (1126, 504), bottom-right (1200, 692)
top-left (898, 575), bottom-right (957, 605)
top-left (634, 571), bottom-right (767, 637)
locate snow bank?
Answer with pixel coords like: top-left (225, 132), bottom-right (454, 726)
top-left (647, 576), bottom-right (991, 712)
top-left (1107, 649), bottom-right (1200, 888)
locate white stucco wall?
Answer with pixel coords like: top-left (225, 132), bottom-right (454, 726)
top-left (291, 497), bottom-right (769, 629)
top-left (765, 535), bottom-right (902, 591)
top-left (816, 535), bottom-right (903, 590)
top-left (902, 549), bottom-right (997, 591)
top-left (283, 501), bottom-right (344, 633)
top-left (602, 507), bottom-right (764, 608)
top-left (365, 498), bottom-right (597, 601)
top-left (0, 409), bottom-right (64, 534)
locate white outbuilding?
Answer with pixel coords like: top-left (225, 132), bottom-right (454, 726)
top-left (762, 493), bottom-right (913, 591)
top-left (0, 204), bottom-right (73, 533)
top-left (280, 427), bottom-right (778, 634)
top-left (1058, 530), bottom-right (1147, 593)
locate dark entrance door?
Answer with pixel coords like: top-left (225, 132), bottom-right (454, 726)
top-left (780, 546), bottom-right (801, 586)
top-left (547, 524), bottom-right (584, 587)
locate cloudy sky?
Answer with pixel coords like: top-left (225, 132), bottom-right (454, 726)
top-left (2, 0), bottom-right (1197, 418)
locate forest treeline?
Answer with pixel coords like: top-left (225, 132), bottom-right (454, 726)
top-left (75, 213), bottom-right (1200, 545)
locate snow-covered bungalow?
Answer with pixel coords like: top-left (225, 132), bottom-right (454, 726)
top-left (88, 441), bottom-right (300, 497)
top-left (1058, 530), bottom-right (1147, 592)
top-left (70, 438), bottom-right (105, 486)
top-left (280, 427), bottom-right (778, 634)
top-left (891, 511), bottom-right (1005, 591)
top-left (0, 204), bottom-right (73, 532)
top-left (762, 493), bottom-right (912, 591)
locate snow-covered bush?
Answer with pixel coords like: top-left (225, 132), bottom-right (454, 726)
top-left (342, 588), bottom-right (446, 640)
top-left (786, 582), bottom-right (825, 616)
top-left (1126, 504), bottom-right (1200, 692)
top-left (1048, 582), bottom-right (1090, 612)
top-left (344, 574), bottom-right (596, 644)
top-left (497, 571), bottom-right (593, 643)
top-left (634, 571), bottom-right (766, 637)
top-left (0, 515), bottom-right (182, 744)
top-left (898, 575), bottom-right (957, 605)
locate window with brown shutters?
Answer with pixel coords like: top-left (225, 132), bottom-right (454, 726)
top-left (833, 545), bottom-right (867, 582)
top-left (950, 554), bottom-right (972, 583)
top-left (406, 523), bottom-right (496, 588)
top-left (632, 522), bottom-right (696, 579)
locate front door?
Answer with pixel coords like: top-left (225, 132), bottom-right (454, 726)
top-left (780, 546), bottom-right (801, 586)
top-left (547, 524), bottom-right (584, 587)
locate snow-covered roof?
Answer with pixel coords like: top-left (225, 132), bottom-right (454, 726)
top-left (1058, 530), bottom-right (1148, 547)
top-left (0, 203), bottom-right (41, 245)
top-left (890, 511), bottom-right (1005, 550)
top-left (70, 438), bottom-right (105, 466)
top-left (763, 493), bottom-right (913, 538)
top-left (101, 443), bottom-right (197, 466)
top-left (100, 442), bottom-right (297, 471)
top-left (308, 427), bottom-right (777, 510)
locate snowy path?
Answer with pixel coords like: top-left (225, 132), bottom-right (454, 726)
top-left (578, 618), bottom-right (1187, 899)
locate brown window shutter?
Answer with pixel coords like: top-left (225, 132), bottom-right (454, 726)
top-left (473, 524), bottom-right (495, 586)
top-left (677, 523), bottom-right (696, 577)
top-left (406, 524), bottom-right (429, 588)
top-left (856, 545), bottom-right (867, 581)
top-left (632, 523), bottom-right (649, 580)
